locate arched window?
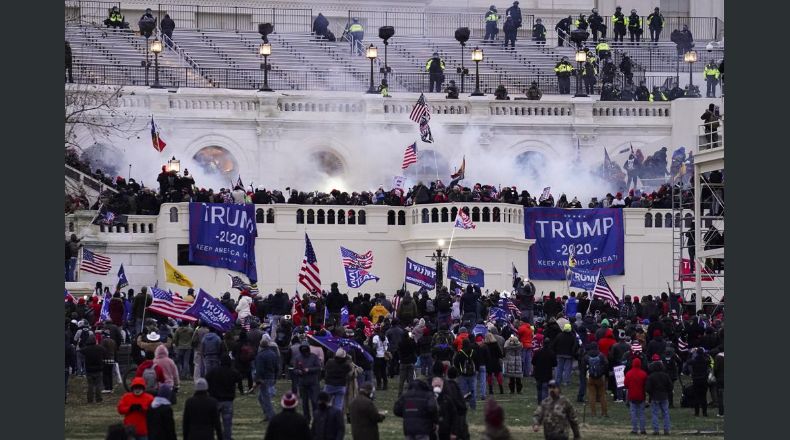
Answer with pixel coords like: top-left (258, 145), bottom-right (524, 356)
top-left (412, 210), bottom-right (417, 224)
top-left (493, 207), bottom-right (501, 222)
top-left (148, 224), bottom-right (154, 233)
top-left (327, 209), bottom-right (336, 224)
top-left (338, 210), bottom-right (346, 224)
top-left (472, 207), bottom-right (481, 222)
top-left (482, 207), bottom-right (490, 222)
top-left (451, 207), bottom-right (459, 220)
top-left (684, 213), bottom-right (693, 228)
top-left (655, 213), bottom-right (663, 228)
top-left (645, 213), bottom-right (653, 227)
top-left (421, 208), bottom-right (429, 224)
top-left (665, 213), bottom-right (673, 228)
top-left (358, 210), bottom-right (366, 225)
top-left (266, 208), bottom-right (275, 224)
top-left (388, 210), bottom-right (396, 225)
top-left (431, 208), bottom-right (439, 223)
top-left (307, 209), bottom-right (315, 224)
top-left (169, 207), bottom-right (178, 223)
top-left (441, 208), bottom-right (449, 222)
top-left (348, 210), bottom-right (356, 225)
top-left (132, 223), bottom-right (138, 233)
top-left (256, 208), bottom-right (264, 223)
top-left (296, 209), bottom-right (305, 224)
top-left (398, 211), bottom-right (406, 225)
top-left (675, 213), bottom-right (681, 228)
top-left (317, 209), bottom-right (325, 224)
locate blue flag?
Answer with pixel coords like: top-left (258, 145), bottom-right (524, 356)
top-left (189, 203), bottom-right (258, 282)
top-left (117, 264), bottom-right (129, 289)
top-left (308, 334), bottom-right (374, 363)
top-left (487, 307), bottom-right (509, 323)
top-left (340, 306), bottom-right (349, 325)
top-left (404, 258), bottom-right (437, 290)
top-left (344, 268), bottom-right (380, 289)
top-left (447, 257), bottom-right (485, 287)
top-left (185, 289), bottom-right (234, 332)
top-left (99, 292), bottom-right (111, 322)
top-left (568, 267), bottom-right (599, 291)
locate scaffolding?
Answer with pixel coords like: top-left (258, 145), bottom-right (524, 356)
top-left (672, 114), bottom-right (724, 314)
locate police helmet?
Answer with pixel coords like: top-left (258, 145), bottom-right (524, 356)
top-left (631, 9), bottom-right (637, 14)
top-left (592, 8), bottom-right (598, 14)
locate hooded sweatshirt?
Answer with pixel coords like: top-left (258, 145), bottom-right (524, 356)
top-left (624, 358), bottom-right (647, 402)
top-left (153, 345), bottom-right (180, 387)
top-left (117, 378), bottom-right (155, 436)
top-left (598, 328), bottom-right (616, 357)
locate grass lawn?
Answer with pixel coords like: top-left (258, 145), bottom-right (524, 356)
top-left (65, 374), bottom-right (724, 439)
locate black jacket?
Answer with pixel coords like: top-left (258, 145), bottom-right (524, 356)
top-left (265, 409), bottom-right (311, 440)
top-left (147, 402), bottom-right (177, 440)
top-left (160, 17), bottom-right (175, 35)
top-left (326, 290), bottom-right (345, 313)
top-left (311, 405), bottom-right (345, 440)
top-left (80, 343), bottom-right (106, 374)
top-left (505, 5), bottom-right (522, 26)
top-left (398, 336), bottom-right (418, 364)
top-left (532, 347), bottom-right (557, 382)
top-left (393, 380), bottom-right (439, 436)
top-left (645, 363), bottom-right (673, 401)
top-left (182, 392), bottom-right (223, 440)
top-left (324, 357), bottom-right (352, 387)
top-left (551, 331), bottom-right (578, 357)
top-left (436, 391), bottom-right (458, 440)
top-left (205, 365), bottom-right (242, 401)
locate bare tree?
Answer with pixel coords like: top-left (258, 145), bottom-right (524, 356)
top-left (64, 84), bottom-right (141, 152)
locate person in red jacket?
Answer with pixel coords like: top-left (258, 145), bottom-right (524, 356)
top-left (109, 292), bottom-right (126, 326)
top-left (597, 328), bottom-right (616, 357)
top-left (516, 318), bottom-right (533, 377)
top-left (624, 358), bottom-right (648, 434)
top-left (454, 326), bottom-right (471, 351)
top-left (117, 377), bottom-right (155, 438)
top-left (89, 296), bottom-right (102, 325)
top-left (135, 351), bottom-right (166, 393)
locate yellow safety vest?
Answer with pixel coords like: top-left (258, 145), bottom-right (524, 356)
top-left (486, 13), bottom-right (499, 22)
top-left (575, 19), bottom-right (587, 27)
top-left (612, 13), bottom-right (625, 25)
top-left (554, 63), bottom-right (574, 74)
top-left (649, 92), bottom-right (667, 102)
top-left (704, 66), bottom-right (720, 79)
top-left (425, 59), bottom-right (446, 72)
top-left (349, 24), bottom-right (363, 32)
top-left (110, 12), bottom-right (122, 22)
top-left (596, 42), bottom-right (610, 52)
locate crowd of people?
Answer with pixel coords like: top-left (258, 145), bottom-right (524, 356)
top-left (67, 275), bottom-right (724, 439)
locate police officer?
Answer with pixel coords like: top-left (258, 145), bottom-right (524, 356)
top-left (532, 380), bottom-right (581, 440)
top-left (647, 7), bottom-right (665, 42)
top-left (619, 53), bottom-right (634, 85)
top-left (600, 83), bottom-right (619, 101)
top-left (575, 14), bottom-right (589, 31)
top-left (620, 83), bottom-right (635, 101)
top-left (582, 60), bottom-right (597, 95)
top-left (600, 59), bottom-right (616, 85)
top-left (503, 15), bottom-right (518, 49)
top-left (584, 47), bottom-right (598, 70)
top-left (485, 5), bottom-right (499, 42)
top-left (704, 60), bottom-right (721, 98)
top-left (595, 39), bottom-right (611, 61)
top-left (555, 15), bottom-right (573, 47)
top-left (445, 80), bottom-right (459, 99)
top-left (635, 81), bottom-right (650, 101)
top-left (104, 6), bottom-right (127, 29)
top-left (649, 86), bottom-right (668, 102)
top-left (425, 52), bottom-right (446, 93)
top-left (506, 1), bottom-right (523, 28)
top-left (626, 9), bottom-right (642, 43)
top-left (348, 18), bottom-right (364, 55)
top-left (589, 8), bottom-right (606, 42)
top-left (554, 56), bottom-right (575, 94)
top-left (612, 6), bottom-right (626, 43)
top-left (526, 81), bottom-right (543, 100)
top-left (532, 18), bottom-right (547, 44)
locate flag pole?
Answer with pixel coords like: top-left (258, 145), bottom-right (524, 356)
top-left (432, 149), bottom-right (439, 183)
top-left (445, 217), bottom-right (457, 286)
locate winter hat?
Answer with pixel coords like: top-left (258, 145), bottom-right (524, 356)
top-left (281, 391), bottom-right (299, 409)
top-left (484, 398), bottom-right (505, 428)
top-left (562, 323), bottom-right (572, 332)
top-left (459, 326), bottom-right (468, 334)
top-left (651, 354), bottom-right (661, 361)
top-left (335, 348), bottom-right (347, 359)
top-left (653, 329), bottom-right (662, 338)
top-left (601, 319), bottom-right (610, 327)
top-left (194, 378), bottom-right (209, 392)
top-left (157, 383), bottom-right (173, 400)
top-left (260, 334), bottom-right (272, 348)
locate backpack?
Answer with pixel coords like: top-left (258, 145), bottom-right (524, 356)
top-left (239, 344), bottom-right (255, 363)
top-left (142, 364), bottom-right (159, 394)
top-left (458, 351), bottom-right (476, 376)
top-left (77, 329), bottom-right (91, 348)
top-left (425, 300), bottom-right (435, 314)
top-left (587, 354), bottom-right (605, 378)
top-left (436, 294), bottom-right (451, 313)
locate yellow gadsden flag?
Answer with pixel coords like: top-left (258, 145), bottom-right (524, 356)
top-left (164, 259), bottom-right (194, 288)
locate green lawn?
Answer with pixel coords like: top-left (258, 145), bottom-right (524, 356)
top-left (65, 375), bottom-right (724, 439)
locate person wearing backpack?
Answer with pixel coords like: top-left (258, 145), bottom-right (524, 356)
top-left (153, 345), bottom-right (180, 404)
top-left (79, 331), bottom-right (106, 403)
top-left (205, 355), bottom-right (242, 440)
top-left (232, 332), bottom-right (255, 394)
top-left (201, 327), bottom-right (224, 376)
top-left (136, 351), bottom-right (166, 395)
top-left (452, 338), bottom-right (478, 410)
top-left (584, 343), bottom-right (609, 417)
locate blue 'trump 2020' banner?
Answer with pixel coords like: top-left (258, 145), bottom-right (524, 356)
top-left (447, 258), bottom-right (485, 287)
top-left (405, 258), bottom-right (437, 290)
top-left (189, 203), bottom-right (258, 282)
top-left (524, 208), bottom-right (624, 280)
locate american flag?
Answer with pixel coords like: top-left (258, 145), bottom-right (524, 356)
top-left (401, 142), bottom-right (418, 170)
top-left (228, 274), bottom-right (259, 295)
top-left (419, 114), bottom-right (433, 143)
top-left (592, 271), bottom-right (619, 307)
top-left (65, 289), bottom-right (75, 303)
top-left (298, 234), bottom-right (321, 294)
top-left (151, 116), bottom-right (166, 153)
top-left (677, 338), bottom-right (688, 352)
top-left (630, 341), bottom-right (643, 354)
top-left (392, 294), bottom-right (402, 318)
top-left (340, 246), bottom-right (374, 270)
top-left (454, 210), bottom-right (476, 229)
top-left (148, 287), bottom-right (196, 321)
top-left (80, 249), bottom-right (112, 275)
top-left (500, 297), bottom-right (520, 317)
top-left (409, 93), bottom-right (431, 123)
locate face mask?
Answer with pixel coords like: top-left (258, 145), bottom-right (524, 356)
top-left (433, 386), bottom-right (442, 394)
top-left (133, 389), bottom-right (143, 396)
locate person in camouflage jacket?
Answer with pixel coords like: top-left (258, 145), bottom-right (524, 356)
top-left (532, 380), bottom-right (581, 440)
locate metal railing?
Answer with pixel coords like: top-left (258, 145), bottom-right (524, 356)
top-left (65, 0), bottom-right (120, 26)
top-left (348, 10), bottom-right (535, 39)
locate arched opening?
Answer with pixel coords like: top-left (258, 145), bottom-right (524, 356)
top-left (482, 207), bottom-right (490, 222)
top-left (398, 211), bottom-right (406, 225)
top-left (493, 207), bottom-right (501, 222)
top-left (451, 207), bottom-right (459, 220)
top-left (441, 208), bottom-right (449, 222)
top-left (645, 213), bottom-right (653, 227)
top-left (348, 209), bottom-right (356, 225)
top-left (387, 210), bottom-right (396, 225)
top-left (256, 208), bottom-right (264, 223)
top-left (148, 224), bottom-right (154, 233)
top-left (307, 209), bottom-right (315, 224)
top-left (431, 208), bottom-right (439, 223)
top-left (655, 213), bottom-right (663, 228)
top-left (169, 207), bottom-right (178, 223)
top-left (192, 145), bottom-right (239, 178)
top-left (317, 209), bottom-right (325, 224)
top-left (472, 207), bottom-right (481, 222)
top-left (327, 209), bottom-right (336, 224)
top-left (421, 208), bottom-right (429, 223)
top-left (665, 213), bottom-right (673, 228)
top-left (266, 208), bottom-right (275, 223)
top-left (132, 223), bottom-right (137, 233)
top-left (296, 209), bottom-right (305, 224)
top-left (338, 210), bottom-right (346, 224)
top-left (358, 210), bottom-right (366, 225)
top-left (684, 213), bottom-right (693, 228)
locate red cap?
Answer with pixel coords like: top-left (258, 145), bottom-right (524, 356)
top-left (652, 354), bottom-right (661, 361)
top-left (475, 335), bottom-right (484, 343)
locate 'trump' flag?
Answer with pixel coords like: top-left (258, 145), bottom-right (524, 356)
top-left (185, 289), bottom-right (233, 332)
top-left (340, 305), bottom-right (349, 325)
top-left (341, 246), bottom-right (379, 288)
top-left (568, 267), bottom-right (599, 291)
top-left (298, 234), bottom-right (321, 293)
top-left (592, 270), bottom-right (619, 307)
top-left (450, 156), bottom-right (466, 180)
top-left (454, 210), bottom-right (476, 229)
top-left (148, 286), bottom-right (196, 322)
top-left (447, 257), bottom-right (485, 286)
top-left (409, 93), bottom-right (431, 123)
top-left (419, 114), bottom-right (433, 143)
top-left (404, 258), bottom-right (437, 290)
top-left (80, 249), bottom-right (112, 275)
top-left (308, 334), bottom-right (374, 363)
top-left (151, 116), bottom-right (166, 152)
top-left (487, 307), bottom-right (509, 323)
top-left (402, 142), bottom-right (418, 169)
top-left (117, 264), bottom-right (129, 289)
top-left (92, 209), bottom-right (128, 226)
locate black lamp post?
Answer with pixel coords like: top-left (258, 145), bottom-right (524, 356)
top-left (684, 50), bottom-right (698, 97)
top-left (574, 49), bottom-right (588, 97)
top-left (429, 239), bottom-right (449, 290)
top-left (378, 26), bottom-right (394, 83)
top-left (366, 44), bottom-right (378, 94)
top-left (149, 38), bottom-right (163, 88)
top-left (471, 47), bottom-right (484, 96)
top-left (259, 43), bottom-right (273, 92)
top-left (454, 27), bottom-right (471, 93)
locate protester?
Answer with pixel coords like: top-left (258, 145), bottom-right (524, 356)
top-left (311, 391), bottom-right (345, 440)
top-left (205, 355), bottom-right (242, 440)
top-left (349, 382), bottom-right (386, 440)
top-left (255, 334), bottom-right (280, 421)
top-left (624, 357), bottom-right (648, 434)
top-left (117, 377), bottom-right (155, 439)
top-left (183, 378), bottom-right (223, 440)
top-left (264, 392), bottom-right (312, 440)
top-left (646, 355), bottom-right (673, 435)
top-left (482, 398), bottom-right (512, 440)
top-left (533, 380), bottom-right (581, 440)
top-left (146, 384), bottom-right (177, 440)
